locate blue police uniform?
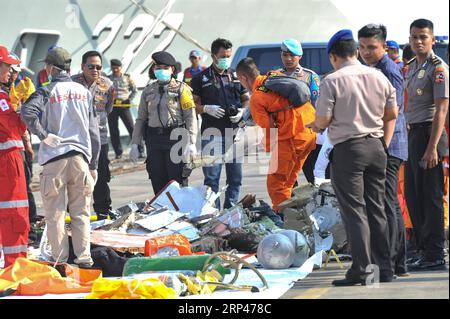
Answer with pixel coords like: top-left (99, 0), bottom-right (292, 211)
top-left (191, 65), bottom-right (248, 209)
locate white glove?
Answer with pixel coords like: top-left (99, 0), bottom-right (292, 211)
top-left (203, 105), bottom-right (225, 119)
top-left (229, 108), bottom-right (244, 123)
top-left (184, 143), bottom-right (197, 159)
top-left (90, 170), bottom-right (98, 184)
top-left (314, 177), bottom-right (331, 186)
top-left (129, 144), bottom-right (140, 163)
top-left (43, 133), bottom-right (63, 148)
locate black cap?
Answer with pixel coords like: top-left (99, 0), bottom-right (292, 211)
top-left (151, 51), bottom-right (176, 67)
top-left (40, 47), bottom-right (72, 71)
top-left (110, 59), bottom-right (122, 67)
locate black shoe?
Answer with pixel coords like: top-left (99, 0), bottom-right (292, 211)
top-left (406, 255), bottom-right (423, 265)
top-left (332, 277), bottom-right (365, 286)
top-left (380, 275), bottom-right (396, 282)
top-left (76, 262), bottom-right (94, 269)
top-left (409, 258), bottom-right (446, 271)
top-left (115, 154), bottom-right (122, 160)
top-left (396, 272), bottom-right (410, 277)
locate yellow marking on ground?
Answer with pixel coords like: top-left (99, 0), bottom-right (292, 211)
top-left (293, 287), bottom-right (331, 299)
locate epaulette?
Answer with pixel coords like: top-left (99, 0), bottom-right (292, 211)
top-left (431, 55), bottom-right (442, 66)
top-left (302, 67), bottom-right (318, 76)
top-left (406, 57), bottom-right (416, 66)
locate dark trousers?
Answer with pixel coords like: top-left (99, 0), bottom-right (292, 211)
top-left (146, 132), bottom-right (184, 195)
top-left (93, 144), bottom-right (112, 216)
top-left (385, 156), bottom-right (407, 273)
top-left (331, 136), bottom-right (392, 279)
top-left (404, 125), bottom-right (445, 260)
top-left (22, 152), bottom-right (37, 222)
top-left (293, 144), bottom-right (330, 188)
top-left (302, 144), bottom-right (321, 184)
top-left (108, 107), bottom-right (135, 157)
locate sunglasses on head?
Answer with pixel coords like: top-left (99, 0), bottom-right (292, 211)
top-left (87, 64), bottom-right (102, 70)
top-left (365, 23), bottom-right (381, 29)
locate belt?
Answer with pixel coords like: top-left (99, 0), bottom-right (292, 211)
top-left (146, 125), bottom-right (184, 136)
top-left (335, 134), bottom-right (377, 147)
top-left (409, 122), bottom-right (432, 129)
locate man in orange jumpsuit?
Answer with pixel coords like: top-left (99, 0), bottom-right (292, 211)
top-left (0, 45), bottom-right (29, 268)
top-left (236, 57), bottom-right (316, 211)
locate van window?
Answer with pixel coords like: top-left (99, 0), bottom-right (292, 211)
top-left (247, 46), bottom-right (333, 76)
top-left (247, 47), bottom-right (283, 74)
top-left (301, 48), bottom-right (333, 76)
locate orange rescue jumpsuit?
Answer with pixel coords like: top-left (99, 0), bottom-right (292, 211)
top-left (250, 74), bottom-right (316, 210)
top-left (0, 88), bottom-right (29, 268)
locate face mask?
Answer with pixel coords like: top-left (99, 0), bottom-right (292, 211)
top-left (215, 57), bottom-right (231, 70)
top-left (46, 65), bottom-right (53, 83)
top-left (154, 69), bottom-right (172, 82)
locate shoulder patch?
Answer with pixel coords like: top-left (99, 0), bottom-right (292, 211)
top-left (435, 72), bottom-right (446, 84)
top-left (180, 85), bottom-right (195, 110)
top-left (256, 85), bottom-right (269, 93)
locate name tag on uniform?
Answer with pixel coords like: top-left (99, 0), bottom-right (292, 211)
top-left (418, 70), bottom-right (425, 79)
top-left (0, 99), bottom-right (9, 111)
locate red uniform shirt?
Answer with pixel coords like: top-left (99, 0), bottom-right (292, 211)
top-left (0, 88), bottom-right (26, 154)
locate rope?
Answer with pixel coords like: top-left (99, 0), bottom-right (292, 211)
top-left (201, 251), bottom-right (269, 292)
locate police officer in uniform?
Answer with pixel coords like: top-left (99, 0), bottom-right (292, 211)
top-left (279, 39), bottom-right (323, 185)
top-left (108, 59), bottom-right (141, 159)
top-left (405, 19), bottom-right (449, 271)
top-left (129, 51), bottom-right (197, 195)
top-left (72, 51), bottom-right (114, 220)
top-left (311, 30), bottom-right (398, 286)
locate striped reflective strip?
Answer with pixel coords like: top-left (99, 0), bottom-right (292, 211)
top-left (2, 245), bottom-right (28, 254)
top-left (0, 139), bottom-right (23, 150)
top-left (0, 200), bottom-right (29, 209)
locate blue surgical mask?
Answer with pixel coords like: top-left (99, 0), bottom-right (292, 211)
top-left (215, 57), bottom-right (231, 70)
top-left (154, 69), bottom-right (172, 82)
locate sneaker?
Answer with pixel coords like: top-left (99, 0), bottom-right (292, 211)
top-left (406, 255), bottom-right (424, 265)
top-left (409, 258), bottom-right (446, 271)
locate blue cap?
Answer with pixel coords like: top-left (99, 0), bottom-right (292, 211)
top-left (386, 40), bottom-right (400, 49)
top-left (281, 38), bottom-right (303, 56)
top-left (327, 29), bottom-right (354, 55)
top-left (189, 49), bottom-right (202, 58)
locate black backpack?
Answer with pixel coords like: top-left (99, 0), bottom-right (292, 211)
top-left (257, 72), bottom-right (312, 127)
top-left (257, 72), bottom-right (311, 109)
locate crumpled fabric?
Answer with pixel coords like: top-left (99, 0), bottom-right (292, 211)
top-left (178, 270), bottom-right (221, 295)
top-left (85, 277), bottom-right (177, 299)
top-left (0, 258), bottom-right (101, 296)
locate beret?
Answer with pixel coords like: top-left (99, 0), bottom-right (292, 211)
top-left (152, 51), bottom-right (176, 67)
top-left (327, 29), bottom-right (354, 55)
top-left (281, 38), bottom-right (303, 56)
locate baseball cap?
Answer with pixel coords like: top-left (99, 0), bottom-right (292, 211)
top-left (40, 47), bottom-right (72, 71)
top-left (386, 40), bottom-right (400, 50)
top-left (281, 39), bottom-right (303, 56)
top-left (0, 45), bottom-right (21, 65)
top-left (189, 49), bottom-right (202, 58)
top-left (9, 53), bottom-right (21, 72)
